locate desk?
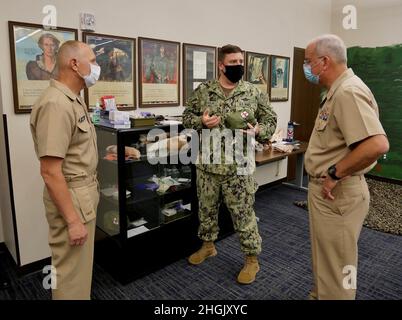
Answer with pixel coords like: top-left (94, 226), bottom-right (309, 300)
top-left (255, 141), bottom-right (308, 191)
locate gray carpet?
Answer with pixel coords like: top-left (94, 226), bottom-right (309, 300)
top-left (0, 184), bottom-right (401, 300)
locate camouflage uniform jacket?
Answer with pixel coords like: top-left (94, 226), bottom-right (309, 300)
top-left (182, 79), bottom-right (277, 176)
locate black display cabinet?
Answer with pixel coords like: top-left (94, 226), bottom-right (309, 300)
top-left (94, 124), bottom-right (234, 284)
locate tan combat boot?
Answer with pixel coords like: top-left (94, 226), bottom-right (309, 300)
top-left (237, 255), bottom-right (260, 284)
top-left (188, 241), bottom-right (217, 265)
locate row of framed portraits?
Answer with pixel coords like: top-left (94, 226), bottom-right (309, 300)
top-left (8, 20), bottom-right (290, 114)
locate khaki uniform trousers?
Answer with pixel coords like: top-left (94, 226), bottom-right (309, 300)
top-left (308, 175), bottom-right (370, 300)
top-left (43, 175), bottom-right (99, 300)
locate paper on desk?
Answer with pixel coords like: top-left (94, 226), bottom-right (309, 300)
top-left (127, 225), bottom-right (149, 238)
top-left (273, 141), bottom-right (300, 146)
top-left (160, 120), bottom-right (182, 125)
top-left (274, 144), bottom-right (294, 153)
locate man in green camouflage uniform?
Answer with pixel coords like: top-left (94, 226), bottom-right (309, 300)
top-left (182, 45), bottom-right (277, 284)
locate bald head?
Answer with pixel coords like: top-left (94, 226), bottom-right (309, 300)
top-left (55, 40), bottom-right (98, 93)
top-left (308, 34), bottom-right (347, 65)
top-left (57, 40), bottom-right (93, 70)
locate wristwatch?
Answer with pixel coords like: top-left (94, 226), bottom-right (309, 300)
top-left (327, 164), bottom-right (341, 181)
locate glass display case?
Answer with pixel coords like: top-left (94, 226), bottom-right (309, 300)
top-left (94, 124), bottom-right (199, 283)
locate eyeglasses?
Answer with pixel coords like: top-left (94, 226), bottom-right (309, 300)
top-left (303, 56), bottom-right (325, 67)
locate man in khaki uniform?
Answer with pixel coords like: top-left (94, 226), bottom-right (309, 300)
top-left (303, 35), bottom-right (389, 300)
top-left (30, 41), bottom-right (101, 300)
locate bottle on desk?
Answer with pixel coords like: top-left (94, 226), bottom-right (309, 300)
top-left (92, 102), bottom-right (101, 124)
top-left (286, 121), bottom-right (294, 142)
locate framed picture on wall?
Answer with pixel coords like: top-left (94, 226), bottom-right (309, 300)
top-left (217, 47), bottom-right (246, 80)
top-left (138, 37), bottom-right (180, 108)
top-left (245, 51), bottom-right (270, 94)
top-left (83, 32), bottom-right (136, 110)
top-left (8, 21), bottom-right (78, 113)
top-left (183, 43), bottom-right (216, 104)
top-left (270, 55), bottom-right (290, 101)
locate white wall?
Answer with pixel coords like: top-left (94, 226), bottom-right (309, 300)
top-left (332, 0), bottom-right (402, 47)
top-left (0, 0), bottom-right (331, 265)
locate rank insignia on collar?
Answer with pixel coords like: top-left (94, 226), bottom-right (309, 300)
top-left (319, 112), bottom-right (329, 121)
top-left (79, 116), bottom-right (86, 123)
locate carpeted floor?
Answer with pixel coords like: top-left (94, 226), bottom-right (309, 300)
top-left (0, 184), bottom-right (401, 300)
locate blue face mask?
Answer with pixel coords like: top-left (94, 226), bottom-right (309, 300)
top-left (303, 64), bottom-right (320, 85)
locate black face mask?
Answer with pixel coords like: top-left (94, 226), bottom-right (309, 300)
top-left (223, 64), bottom-right (244, 83)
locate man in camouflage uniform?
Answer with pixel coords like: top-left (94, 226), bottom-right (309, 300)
top-left (182, 45), bottom-right (277, 284)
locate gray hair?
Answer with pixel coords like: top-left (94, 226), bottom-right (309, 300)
top-left (311, 34), bottom-right (347, 64)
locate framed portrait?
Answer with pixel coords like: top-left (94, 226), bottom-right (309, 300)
top-left (217, 47), bottom-right (246, 80)
top-left (245, 51), bottom-right (270, 94)
top-left (270, 55), bottom-right (290, 101)
top-left (8, 21), bottom-right (78, 113)
top-left (83, 32), bottom-right (136, 110)
top-left (138, 37), bottom-right (180, 108)
top-left (183, 43), bottom-right (216, 104)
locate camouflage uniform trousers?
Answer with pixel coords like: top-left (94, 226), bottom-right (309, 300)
top-left (196, 168), bottom-right (262, 256)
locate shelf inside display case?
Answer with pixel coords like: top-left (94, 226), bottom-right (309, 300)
top-left (93, 124), bottom-right (201, 284)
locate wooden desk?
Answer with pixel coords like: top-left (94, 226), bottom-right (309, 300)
top-left (255, 141), bottom-right (309, 191)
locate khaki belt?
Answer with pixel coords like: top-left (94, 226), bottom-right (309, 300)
top-left (65, 174), bottom-right (98, 188)
top-left (309, 175), bottom-right (363, 185)
top-left (308, 176), bottom-right (323, 184)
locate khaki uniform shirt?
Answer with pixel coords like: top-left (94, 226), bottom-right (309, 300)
top-left (30, 79), bottom-right (98, 180)
top-left (305, 69), bottom-right (386, 178)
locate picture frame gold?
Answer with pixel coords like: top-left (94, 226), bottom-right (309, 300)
top-left (83, 32), bottom-right (136, 110)
top-left (138, 37), bottom-right (180, 108)
top-left (8, 21), bottom-right (78, 113)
